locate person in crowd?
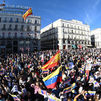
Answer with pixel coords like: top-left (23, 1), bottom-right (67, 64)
top-left (0, 48), bottom-right (101, 101)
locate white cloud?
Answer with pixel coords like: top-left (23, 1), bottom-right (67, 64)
top-left (93, 0), bottom-right (100, 9)
top-left (84, 0), bottom-right (101, 25)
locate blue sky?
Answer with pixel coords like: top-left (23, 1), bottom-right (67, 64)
top-left (1, 0), bottom-right (101, 30)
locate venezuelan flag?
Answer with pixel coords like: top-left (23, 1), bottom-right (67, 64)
top-left (4, 75), bottom-right (9, 79)
top-left (9, 93), bottom-right (20, 101)
top-left (85, 91), bottom-right (96, 96)
top-left (43, 66), bottom-right (62, 89)
top-left (22, 8), bottom-right (32, 20)
top-left (42, 70), bottom-right (49, 74)
top-left (79, 65), bottom-right (85, 73)
top-left (38, 89), bottom-right (47, 95)
top-left (64, 87), bottom-right (72, 93)
top-left (93, 80), bottom-right (99, 87)
top-left (48, 95), bottom-right (60, 101)
top-left (0, 70), bottom-right (3, 75)
top-left (41, 50), bottom-right (60, 70)
top-left (88, 91), bottom-right (96, 95)
top-left (64, 83), bottom-right (76, 93)
top-left (63, 77), bottom-right (71, 85)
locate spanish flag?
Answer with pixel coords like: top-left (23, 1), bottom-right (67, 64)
top-left (41, 50), bottom-right (60, 70)
top-left (22, 8), bottom-right (32, 20)
top-left (43, 66), bottom-right (62, 89)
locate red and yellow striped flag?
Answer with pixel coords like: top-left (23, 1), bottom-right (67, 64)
top-left (41, 50), bottom-right (61, 70)
top-left (22, 8), bottom-right (32, 20)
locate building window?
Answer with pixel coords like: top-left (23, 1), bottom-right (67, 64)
top-left (63, 39), bottom-right (65, 44)
top-left (8, 24), bottom-right (12, 30)
top-left (0, 17), bottom-right (1, 22)
top-left (2, 24), bottom-right (6, 30)
top-left (15, 33), bottom-right (17, 38)
top-left (35, 26), bottom-right (37, 32)
top-left (68, 40), bottom-right (70, 44)
top-left (2, 32), bottom-right (5, 38)
top-left (9, 18), bottom-right (13, 22)
top-left (14, 25), bottom-right (18, 30)
top-left (22, 19), bottom-right (24, 23)
top-left (62, 23), bottom-right (64, 27)
top-left (71, 30), bottom-right (73, 33)
top-left (35, 20), bottom-right (37, 24)
top-left (21, 25), bottom-right (24, 31)
top-left (8, 32), bottom-right (11, 38)
top-left (27, 33), bottom-right (30, 37)
top-left (63, 29), bottom-right (64, 33)
top-left (27, 26), bottom-right (31, 31)
top-left (4, 17), bottom-right (7, 22)
top-left (78, 26), bottom-right (79, 29)
top-left (67, 24), bottom-right (69, 27)
top-left (21, 33), bottom-right (23, 37)
top-left (16, 18), bottom-right (19, 23)
top-left (27, 19), bottom-right (31, 23)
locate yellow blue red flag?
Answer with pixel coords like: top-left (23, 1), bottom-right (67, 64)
top-left (48, 95), bottom-right (60, 101)
top-left (63, 83), bottom-right (76, 93)
top-left (9, 93), bottom-right (20, 101)
top-left (43, 66), bottom-right (62, 89)
top-left (22, 8), bottom-right (32, 20)
top-left (41, 50), bottom-right (60, 70)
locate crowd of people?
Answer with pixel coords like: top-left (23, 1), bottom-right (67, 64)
top-left (0, 48), bottom-right (101, 101)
